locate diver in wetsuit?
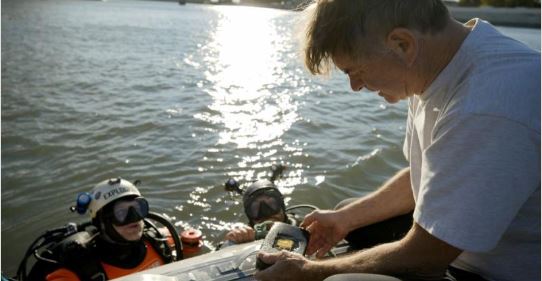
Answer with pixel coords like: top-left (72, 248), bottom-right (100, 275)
top-left (221, 179), bottom-right (297, 245)
top-left (25, 178), bottom-right (178, 281)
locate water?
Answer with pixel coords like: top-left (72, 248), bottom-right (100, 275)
top-left (1, 0), bottom-right (539, 275)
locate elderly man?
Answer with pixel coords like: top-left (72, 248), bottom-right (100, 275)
top-left (255, 1), bottom-right (540, 281)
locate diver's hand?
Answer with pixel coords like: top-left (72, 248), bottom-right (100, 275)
top-left (254, 251), bottom-right (320, 281)
top-left (300, 210), bottom-right (350, 258)
top-left (224, 224), bottom-right (255, 243)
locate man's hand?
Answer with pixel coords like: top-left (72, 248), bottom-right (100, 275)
top-left (224, 224), bottom-right (255, 243)
top-left (254, 251), bottom-right (315, 281)
top-left (300, 210), bottom-right (350, 258)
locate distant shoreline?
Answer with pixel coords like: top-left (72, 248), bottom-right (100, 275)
top-left (175, 0), bottom-right (541, 28)
top-left (448, 6), bottom-right (541, 28)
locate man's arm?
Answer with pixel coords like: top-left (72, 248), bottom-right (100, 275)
top-left (307, 223), bottom-right (462, 279)
top-left (256, 223), bottom-right (462, 281)
top-left (337, 167), bottom-right (415, 232)
top-left (302, 167), bottom-right (416, 258)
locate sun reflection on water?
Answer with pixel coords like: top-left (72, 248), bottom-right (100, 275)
top-left (196, 6), bottom-right (300, 169)
top-left (209, 6), bottom-right (287, 93)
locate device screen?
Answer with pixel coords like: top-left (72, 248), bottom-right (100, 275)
top-left (273, 236), bottom-right (297, 251)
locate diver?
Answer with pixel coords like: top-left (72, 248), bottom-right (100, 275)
top-left (222, 179), bottom-right (292, 245)
top-left (18, 178), bottom-right (183, 281)
top-left (220, 171), bottom-right (317, 247)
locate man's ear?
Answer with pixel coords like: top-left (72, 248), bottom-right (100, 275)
top-left (385, 28), bottom-right (418, 67)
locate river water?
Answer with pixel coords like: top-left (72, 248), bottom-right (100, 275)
top-left (1, 0), bottom-right (539, 275)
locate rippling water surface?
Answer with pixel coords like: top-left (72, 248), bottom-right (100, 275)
top-left (1, 0), bottom-right (539, 274)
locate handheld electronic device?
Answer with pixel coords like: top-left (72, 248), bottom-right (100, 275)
top-left (256, 222), bottom-right (310, 270)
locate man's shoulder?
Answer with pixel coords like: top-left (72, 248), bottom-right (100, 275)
top-left (425, 20), bottom-right (540, 124)
top-left (467, 20), bottom-right (539, 57)
top-left (449, 61), bottom-right (540, 134)
top-left (458, 19), bottom-right (540, 85)
top-left (437, 33), bottom-right (540, 134)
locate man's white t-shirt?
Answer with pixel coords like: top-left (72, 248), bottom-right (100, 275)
top-left (403, 19), bottom-right (540, 281)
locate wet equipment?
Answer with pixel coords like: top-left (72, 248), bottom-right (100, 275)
top-left (255, 222), bottom-right (310, 270)
top-left (223, 163), bottom-right (286, 196)
top-left (243, 180), bottom-right (286, 223)
top-left (84, 178), bottom-right (142, 219)
top-left (15, 212), bottom-right (183, 281)
top-left (110, 227), bottom-right (350, 281)
top-left (14, 178), bottom-right (184, 281)
top-left (224, 164), bottom-right (291, 225)
top-left (222, 163), bottom-right (319, 238)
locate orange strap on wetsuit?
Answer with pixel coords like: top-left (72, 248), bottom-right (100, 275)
top-left (45, 269), bottom-right (80, 281)
top-left (45, 241), bottom-right (165, 281)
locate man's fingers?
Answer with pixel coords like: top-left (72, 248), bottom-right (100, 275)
top-left (254, 264), bottom-right (277, 281)
top-left (305, 245), bottom-right (317, 257)
top-left (300, 211), bottom-right (318, 229)
top-left (315, 244), bottom-right (333, 259)
top-left (305, 234), bottom-right (321, 256)
top-left (257, 250), bottom-right (286, 264)
top-left (306, 232), bottom-right (325, 256)
top-left (254, 251), bottom-right (293, 280)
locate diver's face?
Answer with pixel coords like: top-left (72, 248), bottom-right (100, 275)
top-left (113, 220), bottom-right (144, 241)
top-left (252, 212), bottom-right (286, 225)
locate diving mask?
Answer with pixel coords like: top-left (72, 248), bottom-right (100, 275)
top-left (247, 190), bottom-right (283, 221)
top-left (109, 197), bottom-right (149, 226)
